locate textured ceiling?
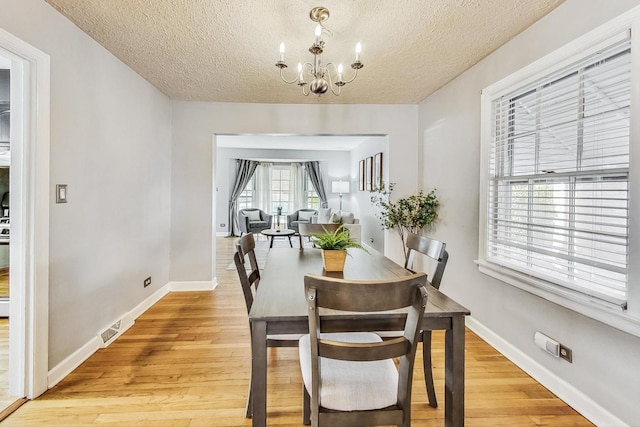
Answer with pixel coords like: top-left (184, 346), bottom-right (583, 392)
top-left (45, 0), bottom-right (565, 104)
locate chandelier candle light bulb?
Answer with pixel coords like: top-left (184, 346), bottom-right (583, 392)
top-left (275, 6), bottom-right (364, 97)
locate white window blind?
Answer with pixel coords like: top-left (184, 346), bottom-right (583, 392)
top-left (487, 34), bottom-right (631, 307)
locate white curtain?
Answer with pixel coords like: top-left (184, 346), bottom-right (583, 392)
top-left (255, 163), bottom-right (272, 212)
top-left (289, 162), bottom-right (305, 212)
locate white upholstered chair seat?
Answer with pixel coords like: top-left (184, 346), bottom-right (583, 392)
top-left (299, 332), bottom-right (398, 412)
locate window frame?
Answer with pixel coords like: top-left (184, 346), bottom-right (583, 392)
top-left (303, 170), bottom-right (320, 210)
top-left (237, 175), bottom-right (255, 211)
top-left (478, 10), bottom-right (640, 337)
top-left (270, 164), bottom-right (290, 214)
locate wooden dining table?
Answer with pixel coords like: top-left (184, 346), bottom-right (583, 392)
top-left (248, 247), bottom-right (470, 427)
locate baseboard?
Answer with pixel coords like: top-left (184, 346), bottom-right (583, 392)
top-left (47, 335), bottom-right (102, 388)
top-left (48, 279), bottom-right (216, 389)
top-left (466, 316), bottom-right (627, 427)
top-left (168, 280), bottom-right (217, 291)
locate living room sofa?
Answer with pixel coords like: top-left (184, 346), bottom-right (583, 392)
top-left (311, 208), bottom-right (361, 243)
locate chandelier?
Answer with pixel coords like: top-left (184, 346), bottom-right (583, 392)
top-left (275, 6), bottom-right (364, 97)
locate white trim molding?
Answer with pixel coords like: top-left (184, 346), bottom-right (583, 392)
top-left (0, 26), bottom-right (51, 399)
top-left (466, 316), bottom-right (628, 427)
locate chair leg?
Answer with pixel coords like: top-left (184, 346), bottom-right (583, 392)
top-left (302, 384), bottom-right (311, 425)
top-left (245, 380), bottom-right (253, 418)
top-left (423, 330), bottom-right (438, 408)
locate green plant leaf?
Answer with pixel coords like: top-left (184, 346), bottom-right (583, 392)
top-left (308, 225), bottom-right (364, 250)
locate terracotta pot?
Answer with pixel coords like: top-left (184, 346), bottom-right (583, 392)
top-left (321, 249), bottom-right (347, 272)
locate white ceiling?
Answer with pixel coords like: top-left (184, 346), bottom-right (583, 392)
top-left (217, 134), bottom-right (375, 151)
top-left (45, 0), bottom-right (565, 105)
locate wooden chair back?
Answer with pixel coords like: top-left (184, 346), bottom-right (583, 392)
top-left (303, 272), bottom-right (428, 426)
top-left (234, 233), bottom-right (261, 313)
top-left (404, 233), bottom-right (448, 289)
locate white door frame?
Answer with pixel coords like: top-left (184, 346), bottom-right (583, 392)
top-left (0, 27), bottom-right (50, 399)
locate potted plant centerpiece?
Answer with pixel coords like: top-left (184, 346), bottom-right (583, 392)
top-left (309, 225), bottom-right (363, 272)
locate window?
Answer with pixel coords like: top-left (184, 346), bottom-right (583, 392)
top-left (304, 174), bottom-right (320, 210)
top-left (271, 165), bottom-right (290, 214)
top-left (237, 175), bottom-right (255, 210)
top-left (240, 163), bottom-right (322, 215)
top-left (480, 31), bottom-right (633, 310)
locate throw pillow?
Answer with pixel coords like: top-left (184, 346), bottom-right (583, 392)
top-left (340, 212), bottom-right (355, 224)
top-left (318, 208), bottom-right (333, 223)
top-left (298, 210), bottom-right (316, 221)
top-left (244, 210), bottom-right (262, 221)
top-left (330, 212), bottom-right (342, 224)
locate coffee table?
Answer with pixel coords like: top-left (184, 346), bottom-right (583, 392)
top-left (261, 228), bottom-right (295, 248)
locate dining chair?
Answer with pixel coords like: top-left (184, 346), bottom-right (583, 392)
top-left (233, 233), bottom-right (300, 418)
top-left (297, 222), bottom-right (343, 247)
top-left (299, 272), bottom-right (428, 426)
top-left (404, 232), bottom-right (449, 408)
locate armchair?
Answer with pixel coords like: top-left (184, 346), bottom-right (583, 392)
top-left (286, 209), bottom-right (317, 234)
top-left (238, 208), bottom-right (272, 235)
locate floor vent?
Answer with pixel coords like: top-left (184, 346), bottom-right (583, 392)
top-left (97, 313), bottom-right (134, 348)
top-left (99, 320), bottom-right (121, 346)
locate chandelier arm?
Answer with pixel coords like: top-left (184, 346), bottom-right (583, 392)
top-left (341, 67), bottom-right (359, 84)
top-left (329, 82), bottom-right (342, 96)
top-left (301, 84), bottom-right (311, 96)
top-left (323, 63), bottom-right (341, 96)
top-left (302, 61), bottom-right (315, 76)
top-left (279, 67), bottom-right (300, 85)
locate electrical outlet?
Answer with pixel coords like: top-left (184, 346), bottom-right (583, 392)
top-left (143, 277), bottom-right (151, 288)
top-left (559, 344), bottom-right (572, 363)
top-left (220, 223), bottom-right (226, 227)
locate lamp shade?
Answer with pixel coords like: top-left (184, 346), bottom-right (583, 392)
top-left (331, 181), bottom-right (350, 194)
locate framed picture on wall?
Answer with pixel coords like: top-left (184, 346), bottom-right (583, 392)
top-left (365, 156), bottom-right (373, 191)
top-left (374, 152), bottom-right (383, 189)
top-left (359, 159), bottom-right (365, 191)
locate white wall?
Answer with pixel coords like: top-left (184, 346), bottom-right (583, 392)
top-left (0, 0), bottom-right (173, 368)
top-left (418, 0), bottom-right (640, 424)
top-left (351, 136), bottom-right (388, 253)
top-left (215, 146), bottom-right (351, 235)
top-left (170, 102), bottom-right (417, 281)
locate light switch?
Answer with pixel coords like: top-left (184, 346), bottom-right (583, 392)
top-left (56, 184), bottom-right (67, 203)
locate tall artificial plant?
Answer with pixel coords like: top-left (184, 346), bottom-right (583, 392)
top-left (370, 183), bottom-right (439, 262)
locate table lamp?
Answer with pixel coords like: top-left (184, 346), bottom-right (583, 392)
top-left (331, 180), bottom-right (350, 211)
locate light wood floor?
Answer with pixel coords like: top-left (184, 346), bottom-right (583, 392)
top-left (0, 266), bottom-right (14, 417)
top-left (0, 318), bottom-right (15, 413)
top-left (1, 237), bottom-right (593, 426)
top-left (0, 268), bottom-right (9, 297)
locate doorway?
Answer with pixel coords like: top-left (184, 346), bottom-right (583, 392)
top-left (0, 26), bottom-right (51, 407)
top-left (0, 53), bottom-right (12, 413)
